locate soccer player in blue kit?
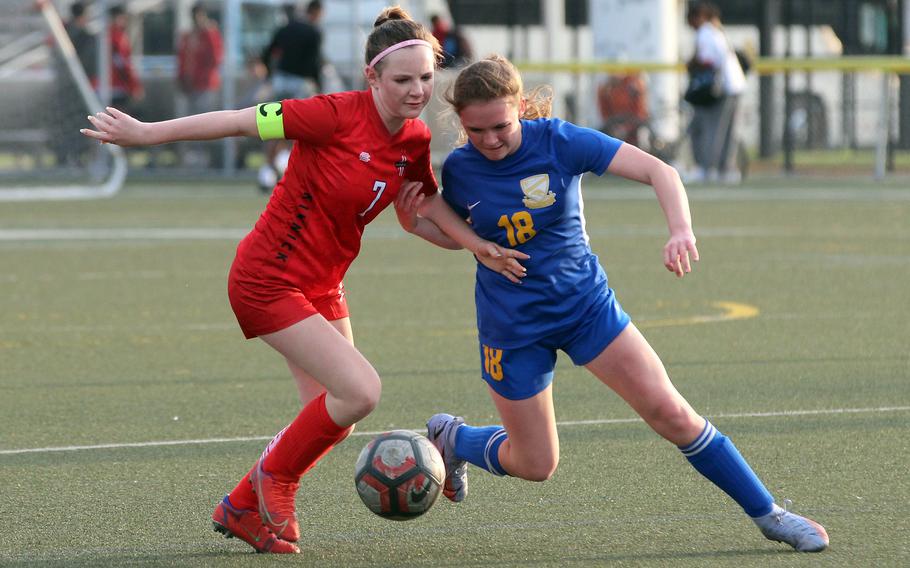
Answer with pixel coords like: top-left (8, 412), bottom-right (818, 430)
top-left (395, 55), bottom-right (828, 552)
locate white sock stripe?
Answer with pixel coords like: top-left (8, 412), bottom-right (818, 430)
top-left (681, 423), bottom-right (718, 457)
top-left (260, 425), bottom-right (289, 460)
top-left (483, 429), bottom-right (508, 476)
top-left (682, 424), bottom-right (717, 457)
top-left (483, 430), bottom-right (507, 472)
top-left (679, 420), bottom-right (712, 453)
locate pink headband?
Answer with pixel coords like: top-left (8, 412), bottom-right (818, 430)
top-left (368, 39), bottom-right (432, 69)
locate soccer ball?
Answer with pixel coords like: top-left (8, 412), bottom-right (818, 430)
top-left (354, 430), bottom-right (445, 520)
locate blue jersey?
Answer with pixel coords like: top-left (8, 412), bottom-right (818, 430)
top-left (441, 118), bottom-right (623, 349)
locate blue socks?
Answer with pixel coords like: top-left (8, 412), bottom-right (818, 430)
top-left (679, 420), bottom-right (774, 517)
top-left (451, 416), bottom-right (774, 518)
top-left (454, 425), bottom-right (508, 476)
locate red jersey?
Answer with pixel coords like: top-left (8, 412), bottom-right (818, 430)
top-left (234, 90), bottom-right (437, 300)
top-left (109, 25), bottom-right (141, 97)
top-left (177, 26), bottom-right (223, 93)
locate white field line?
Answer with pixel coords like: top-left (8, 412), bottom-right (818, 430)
top-left (1, 225), bottom-right (907, 243)
top-left (1, 405), bottom-right (907, 457)
top-left (0, 228), bottom-right (247, 241)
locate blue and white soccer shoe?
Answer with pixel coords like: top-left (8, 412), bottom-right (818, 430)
top-left (427, 413), bottom-right (468, 502)
top-left (754, 502), bottom-right (829, 552)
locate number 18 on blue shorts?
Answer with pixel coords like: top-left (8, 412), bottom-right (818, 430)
top-left (478, 291), bottom-right (630, 400)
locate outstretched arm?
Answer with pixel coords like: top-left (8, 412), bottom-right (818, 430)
top-left (606, 143), bottom-right (699, 278)
top-left (81, 106), bottom-right (258, 147)
top-left (395, 182), bottom-right (529, 283)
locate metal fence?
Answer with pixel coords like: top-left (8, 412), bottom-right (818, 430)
top-left (1, 0), bottom-right (908, 189)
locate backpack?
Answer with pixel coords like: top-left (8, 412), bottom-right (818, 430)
top-left (684, 65), bottom-right (724, 106)
top-left (442, 28), bottom-right (472, 67)
top-left (735, 48), bottom-right (752, 75)
top-left (443, 34), bottom-right (460, 61)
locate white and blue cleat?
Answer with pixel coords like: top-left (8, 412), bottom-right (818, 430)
top-left (427, 413), bottom-right (468, 502)
top-left (754, 501), bottom-right (829, 552)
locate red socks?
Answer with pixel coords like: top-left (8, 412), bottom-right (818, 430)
top-left (228, 469), bottom-right (256, 510)
top-left (228, 392), bottom-right (352, 508)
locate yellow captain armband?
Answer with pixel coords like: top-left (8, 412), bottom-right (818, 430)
top-left (256, 102), bottom-right (286, 140)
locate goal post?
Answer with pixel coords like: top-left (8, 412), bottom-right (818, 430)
top-left (0, 0), bottom-right (126, 202)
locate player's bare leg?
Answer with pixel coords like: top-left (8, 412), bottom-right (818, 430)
top-left (487, 385), bottom-right (559, 481)
top-left (286, 317), bottom-right (353, 406)
top-left (428, 385), bottom-right (559, 504)
top-left (587, 323), bottom-right (827, 552)
top-left (585, 323), bottom-right (703, 445)
top-left (261, 315), bottom-right (378, 429)
top-left (248, 316), bottom-right (374, 541)
top-left (223, 318), bottom-right (356, 547)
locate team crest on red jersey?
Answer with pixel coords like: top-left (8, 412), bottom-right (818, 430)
top-left (395, 154), bottom-right (409, 177)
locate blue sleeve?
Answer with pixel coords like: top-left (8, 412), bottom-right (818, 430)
top-left (440, 158), bottom-right (469, 220)
top-left (552, 119), bottom-right (623, 176)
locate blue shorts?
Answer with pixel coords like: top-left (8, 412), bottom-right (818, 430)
top-left (478, 289), bottom-right (631, 400)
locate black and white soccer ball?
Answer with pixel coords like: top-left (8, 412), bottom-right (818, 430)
top-left (354, 430), bottom-right (445, 520)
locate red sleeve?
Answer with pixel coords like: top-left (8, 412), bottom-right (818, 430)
top-left (413, 122), bottom-right (438, 196)
top-left (417, 152), bottom-right (438, 197)
top-left (280, 95), bottom-right (340, 145)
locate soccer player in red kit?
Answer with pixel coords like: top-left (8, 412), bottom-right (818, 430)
top-left (82, 7), bottom-right (528, 554)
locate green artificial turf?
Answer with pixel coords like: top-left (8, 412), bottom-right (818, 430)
top-left (0, 177), bottom-right (907, 566)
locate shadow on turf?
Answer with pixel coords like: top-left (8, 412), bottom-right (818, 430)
top-left (2, 546), bottom-right (796, 567)
top-left (0, 548), bottom-right (273, 567)
top-left (444, 547), bottom-right (789, 567)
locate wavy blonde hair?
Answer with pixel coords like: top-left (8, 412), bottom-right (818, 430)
top-left (442, 54), bottom-right (553, 144)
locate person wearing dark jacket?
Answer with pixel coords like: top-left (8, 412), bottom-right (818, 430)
top-left (261, 1), bottom-right (323, 98)
top-left (258, 1), bottom-right (324, 191)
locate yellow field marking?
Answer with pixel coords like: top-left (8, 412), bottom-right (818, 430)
top-left (429, 301), bottom-right (759, 336)
top-left (637, 301), bottom-right (759, 329)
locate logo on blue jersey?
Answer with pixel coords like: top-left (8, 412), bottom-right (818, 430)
top-left (520, 174), bottom-right (556, 209)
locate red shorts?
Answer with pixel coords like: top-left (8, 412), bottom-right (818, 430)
top-left (227, 266), bottom-right (349, 339)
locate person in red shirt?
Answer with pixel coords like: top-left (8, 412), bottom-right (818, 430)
top-left (108, 5), bottom-right (143, 110)
top-left (176, 3), bottom-right (224, 165)
top-left (429, 13), bottom-right (473, 69)
top-left (177, 3), bottom-right (223, 112)
top-left (82, 6), bottom-right (527, 555)
top-left (430, 13), bottom-right (449, 50)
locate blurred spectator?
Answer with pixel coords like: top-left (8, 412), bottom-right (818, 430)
top-left (257, 0), bottom-right (324, 192)
top-left (53, 1), bottom-right (98, 167)
top-left (177, 3), bottom-right (224, 166)
top-left (177, 3), bottom-right (223, 114)
top-left (685, 1), bottom-right (744, 183)
top-left (597, 73), bottom-right (649, 147)
top-left (108, 4), bottom-right (144, 111)
top-left (430, 14), bottom-right (473, 69)
top-left (65, 1), bottom-right (98, 86)
top-left (261, 1), bottom-right (323, 99)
